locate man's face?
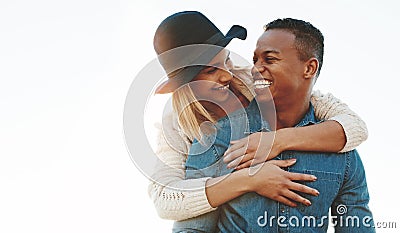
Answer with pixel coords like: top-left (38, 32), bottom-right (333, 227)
top-left (252, 29), bottom-right (307, 104)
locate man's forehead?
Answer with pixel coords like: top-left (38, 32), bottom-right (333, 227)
top-left (254, 29), bottom-right (295, 53)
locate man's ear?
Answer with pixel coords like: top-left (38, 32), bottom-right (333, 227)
top-left (304, 58), bottom-right (318, 79)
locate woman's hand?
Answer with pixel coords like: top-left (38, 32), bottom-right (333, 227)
top-left (205, 158), bottom-right (319, 208)
top-left (246, 159), bottom-right (319, 207)
top-left (223, 131), bottom-right (284, 169)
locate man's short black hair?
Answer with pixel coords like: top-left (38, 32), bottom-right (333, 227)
top-left (264, 18), bottom-right (324, 77)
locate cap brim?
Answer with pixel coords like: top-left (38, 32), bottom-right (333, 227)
top-left (216, 25), bottom-right (247, 48)
top-left (225, 25), bottom-right (247, 41)
top-left (155, 65), bottom-right (204, 94)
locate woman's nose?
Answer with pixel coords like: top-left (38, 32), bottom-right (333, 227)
top-left (251, 64), bottom-right (265, 77)
top-left (219, 69), bottom-right (233, 82)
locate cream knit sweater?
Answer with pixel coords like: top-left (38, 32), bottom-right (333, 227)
top-left (148, 90), bottom-right (368, 221)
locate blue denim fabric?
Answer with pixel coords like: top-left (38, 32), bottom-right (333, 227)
top-left (173, 103), bottom-right (375, 233)
top-left (172, 99), bottom-right (265, 233)
top-left (217, 105), bottom-right (375, 233)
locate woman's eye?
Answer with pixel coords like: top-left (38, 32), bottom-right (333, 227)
top-left (204, 67), bottom-right (217, 74)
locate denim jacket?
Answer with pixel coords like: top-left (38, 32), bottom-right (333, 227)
top-left (218, 105), bottom-right (375, 233)
top-left (173, 99), bottom-right (265, 233)
top-left (173, 102), bottom-right (374, 233)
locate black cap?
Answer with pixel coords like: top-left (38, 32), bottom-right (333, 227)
top-left (153, 11), bottom-right (247, 94)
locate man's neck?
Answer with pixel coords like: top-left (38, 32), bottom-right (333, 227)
top-left (260, 97), bottom-right (311, 130)
top-left (275, 102), bottom-right (310, 129)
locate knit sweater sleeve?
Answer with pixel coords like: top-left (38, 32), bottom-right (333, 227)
top-left (147, 112), bottom-right (217, 221)
top-left (310, 90), bottom-right (368, 152)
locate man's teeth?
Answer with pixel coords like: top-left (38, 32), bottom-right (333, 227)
top-left (254, 80), bottom-right (272, 89)
top-left (215, 84), bottom-right (229, 90)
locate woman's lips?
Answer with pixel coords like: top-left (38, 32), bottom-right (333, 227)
top-left (212, 83), bottom-right (230, 91)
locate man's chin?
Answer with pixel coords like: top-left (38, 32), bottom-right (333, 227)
top-left (255, 94), bottom-right (273, 103)
top-left (254, 89), bottom-right (273, 103)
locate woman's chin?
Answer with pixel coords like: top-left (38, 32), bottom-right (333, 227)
top-left (211, 91), bottom-right (232, 105)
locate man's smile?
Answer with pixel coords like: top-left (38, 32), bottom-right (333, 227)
top-left (254, 79), bottom-right (272, 90)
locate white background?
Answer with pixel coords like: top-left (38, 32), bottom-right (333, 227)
top-left (1, 0), bottom-right (399, 232)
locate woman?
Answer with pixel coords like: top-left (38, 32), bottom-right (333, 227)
top-left (148, 11), bottom-right (368, 229)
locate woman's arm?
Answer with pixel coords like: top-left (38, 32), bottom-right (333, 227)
top-left (311, 90), bottom-right (368, 152)
top-left (206, 159), bottom-right (319, 208)
top-left (277, 121), bottom-right (345, 153)
top-left (148, 112), bottom-right (318, 221)
top-left (148, 112), bottom-right (215, 221)
top-left (223, 90), bottom-right (368, 169)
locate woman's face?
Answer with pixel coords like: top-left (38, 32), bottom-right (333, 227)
top-left (189, 49), bottom-right (234, 105)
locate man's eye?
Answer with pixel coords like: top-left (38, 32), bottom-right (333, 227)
top-left (264, 57), bottom-right (277, 63)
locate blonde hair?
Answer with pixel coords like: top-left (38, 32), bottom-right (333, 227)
top-left (171, 65), bottom-right (255, 141)
top-left (172, 84), bottom-right (215, 141)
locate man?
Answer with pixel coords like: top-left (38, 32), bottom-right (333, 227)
top-left (218, 18), bottom-right (374, 232)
